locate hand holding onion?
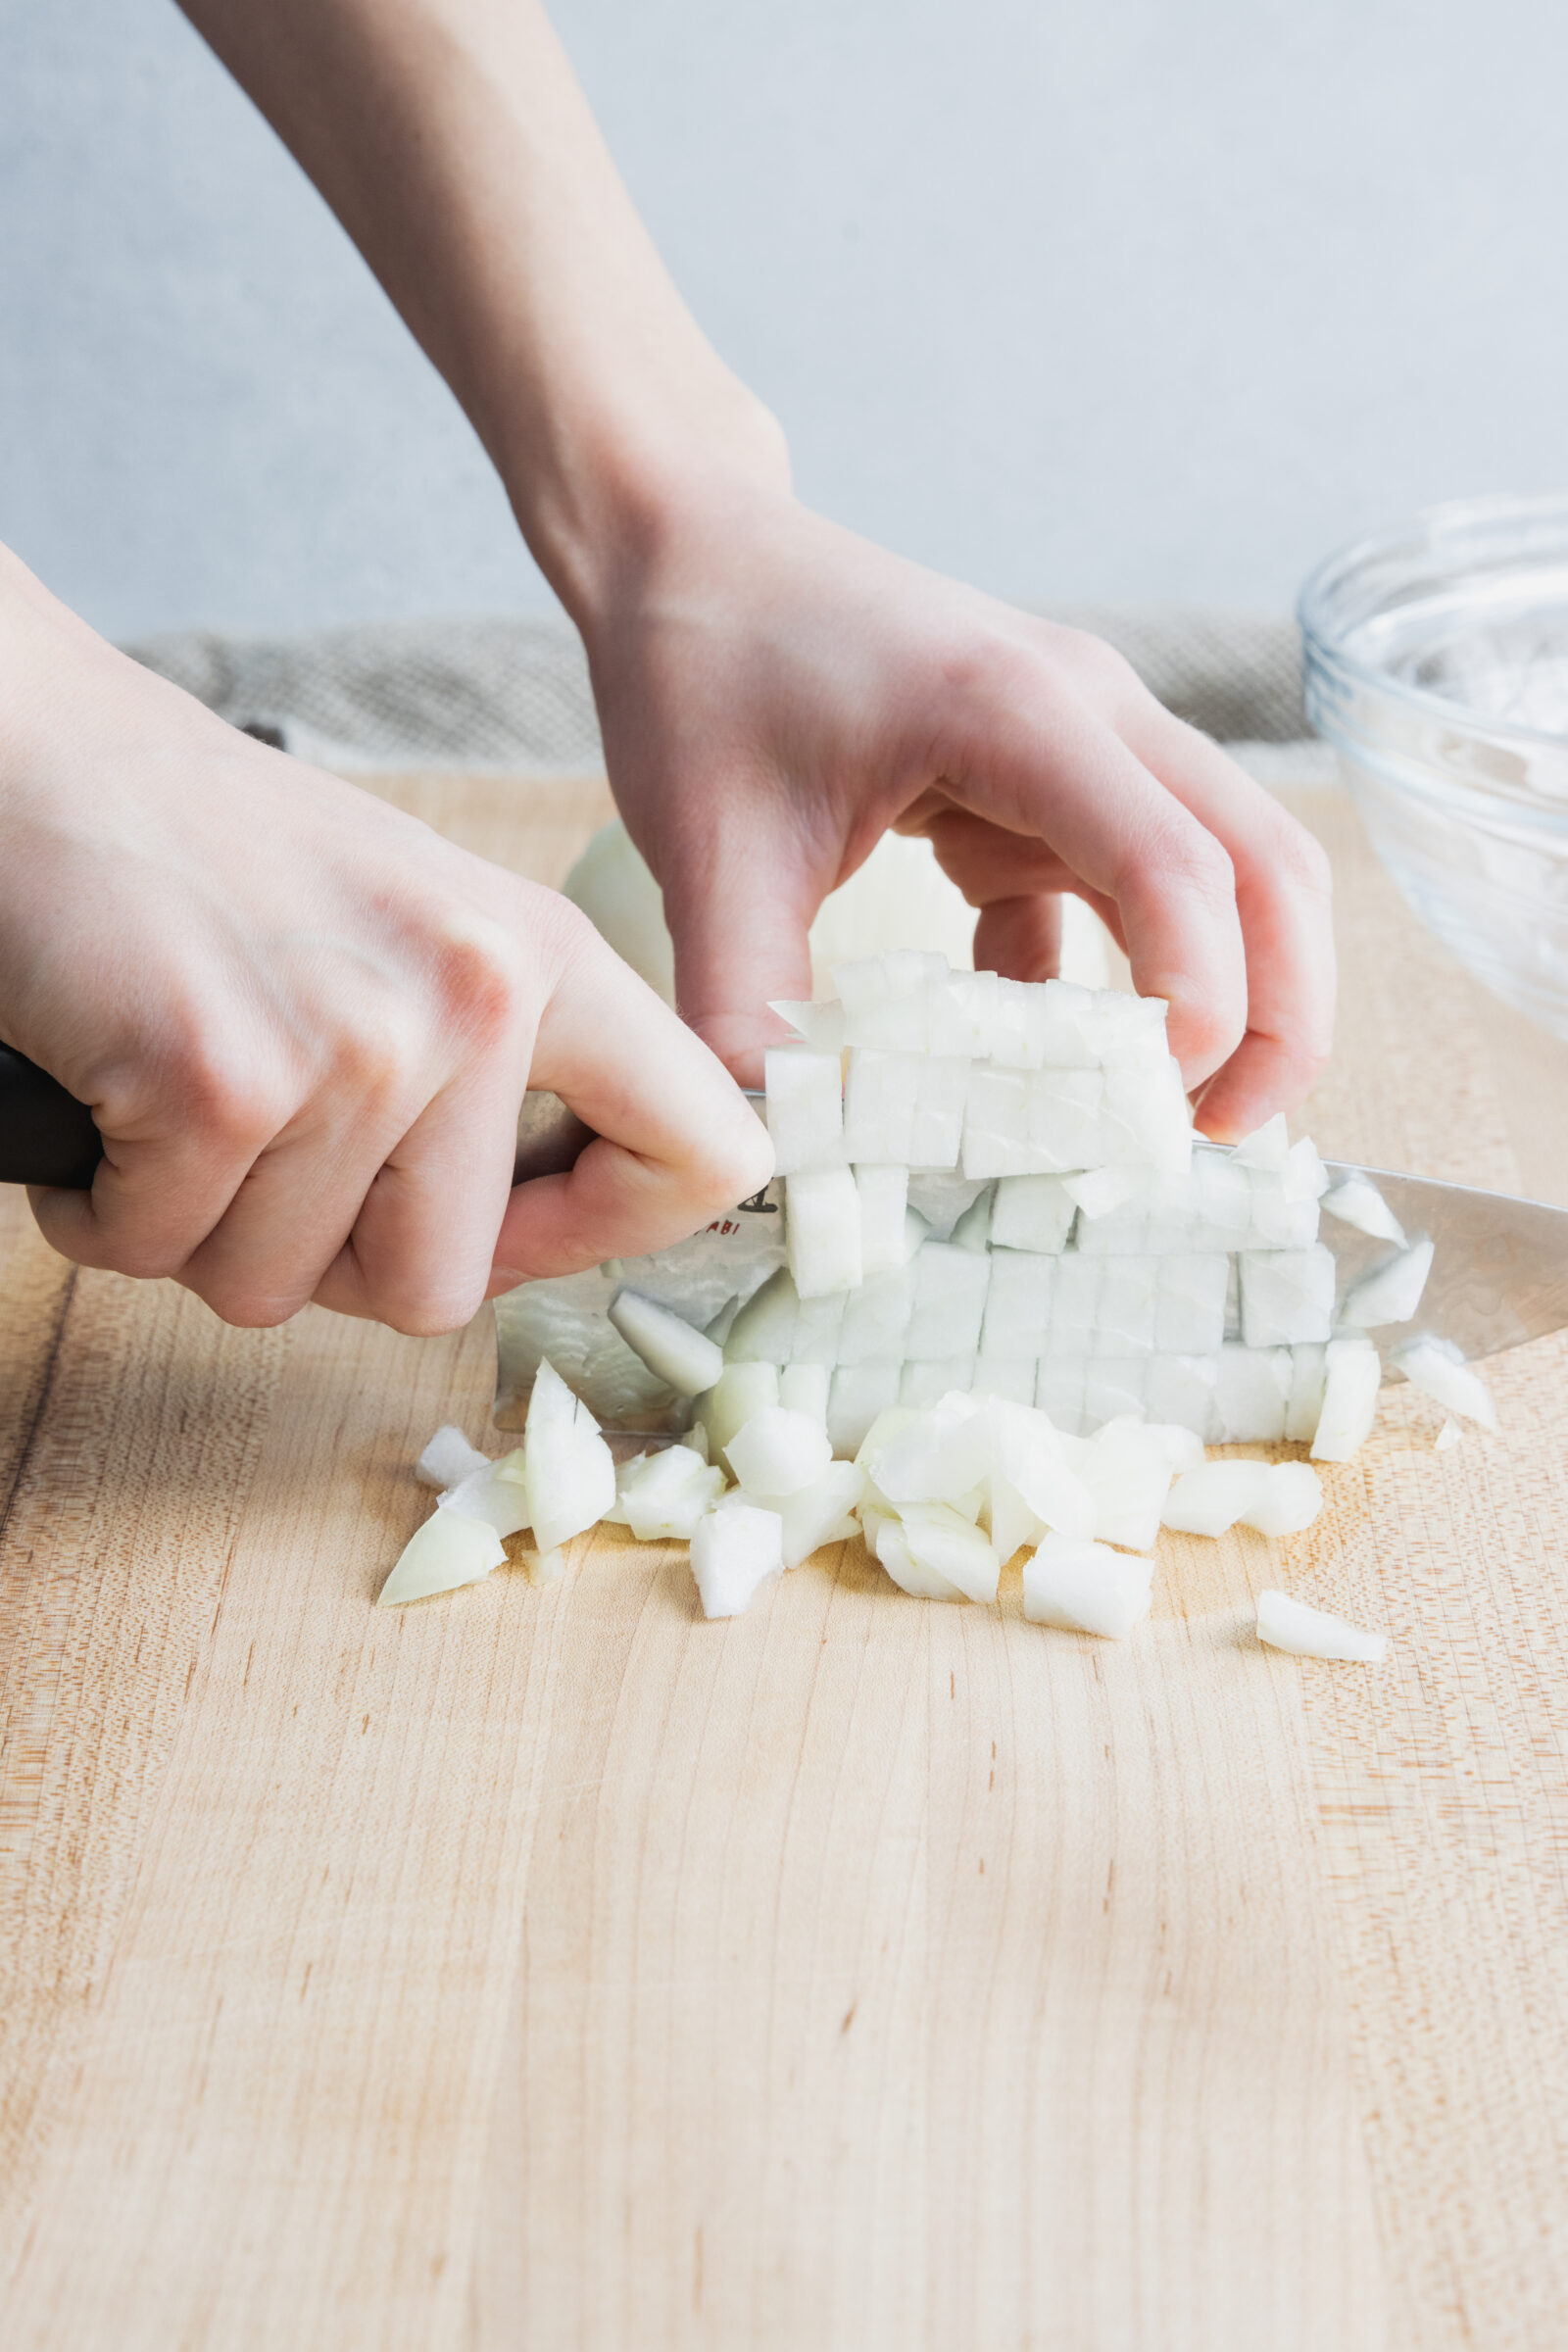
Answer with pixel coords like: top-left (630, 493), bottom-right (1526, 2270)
top-left (580, 485), bottom-right (1337, 1138)
top-left (0, 550), bottom-right (771, 1332)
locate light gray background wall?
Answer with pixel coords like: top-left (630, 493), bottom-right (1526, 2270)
top-left (3, 0), bottom-right (1563, 642)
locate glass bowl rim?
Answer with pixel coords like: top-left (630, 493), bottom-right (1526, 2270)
top-left (1297, 488), bottom-right (1568, 758)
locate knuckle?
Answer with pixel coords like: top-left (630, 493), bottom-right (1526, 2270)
top-left (1130, 809), bottom-right (1237, 909)
top-left (1269, 814), bottom-right (1335, 903)
top-left (432, 904), bottom-right (531, 1038)
top-left (377, 1283), bottom-right (486, 1340)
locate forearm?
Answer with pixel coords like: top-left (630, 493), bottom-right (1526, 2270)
top-left (177, 0), bottom-right (788, 624)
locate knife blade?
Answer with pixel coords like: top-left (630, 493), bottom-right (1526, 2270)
top-left (6, 1052), bottom-right (1565, 1372)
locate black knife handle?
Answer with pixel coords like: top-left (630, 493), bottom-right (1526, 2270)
top-left (0, 1047), bottom-right (103, 1189)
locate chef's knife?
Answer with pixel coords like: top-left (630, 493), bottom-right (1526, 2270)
top-left (5, 1050), bottom-right (1565, 1368)
top-left (0, 1044), bottom-right (597, 1191)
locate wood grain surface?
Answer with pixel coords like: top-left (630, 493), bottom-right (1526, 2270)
top-left (2, 771), bottom-right (1567, 2351)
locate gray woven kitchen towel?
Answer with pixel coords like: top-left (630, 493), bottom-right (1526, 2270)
top-left (122, 605), bottom-right (1325, 779)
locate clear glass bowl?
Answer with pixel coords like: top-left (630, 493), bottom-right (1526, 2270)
top-left (1299, 492), bottom-right (1568, 1037)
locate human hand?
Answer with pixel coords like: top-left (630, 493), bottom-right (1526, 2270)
top-left (584, 487), bottom-right (1334, 1141)
top-left (0, 553), bottom-right (771, 1332)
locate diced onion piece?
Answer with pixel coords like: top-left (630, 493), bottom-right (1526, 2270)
top-left (1389, 1335), bottom-right (1498, 1431)
top-left (868, 1391), bottom-right (993, 1505)
top-left (524, 1357), bottom-right (616, 1554)
top-left (898, 1499), bottom-right (1002, 1602)
top-left (1282, 1136), bottom-right (1330, 1202)
top-left (1079, 1417), bottom-right (1175, 1553)
top-left (619, 1446), bottom-right (726, 1541)
top-left (700, 1360), bottom-right (782, 1462)
top-left (1310, 1339), bottom-right (1382, 1462)
top-left (416, 1426), bottom-right (491, 1492)
top-left (950, 1185), bottom-right (995, 1251)
top-left (530, 1546), bottom-right (567, 1586)
top-left (779, 1361), bottom-right (830, 1424)
top-left (1320, 1176), bottom-right (1406, 1247)
top-left (856, 1163), bottom-right (911, 1277)
top-left (608, 1287), bottom-right (724, 1396)
top-left (764, 1047), bottom-right (847, 1175)
top-left (1022, 1534), bottom-right (1153, 1638)
top-left (725, 1404), bottom-right (834, 1498)
top-left (1063, 1166), bottom-right (1144, 1220)
top-left (1435, 1419), bottom-right (1463, 1451)
top-left (989, 1472), bottom-right (1043, 1562)
top-left (602, 1451), bottom-right (649, 1526)
top-left (991, 1396), bottom-right (1097, 1539)
top-left (436, 1451), bottom-right (532, 1540)
top-left (691, 1501), bottom-right (785, 1618)
top-left (990, 1173), bottom-right (1076, 1254)
top-left (724, 1267), bottom-right (798, 1364)
top-left (785, 1168), bottom-right (863, 1298)
top-left (769, 998), bottom-right (846, 1054)
top-left (869, 1509), bottom-right (968, 1600)
top-left (1161, 1459), bottom-right (1273, 1537)
top-left (1256, 1589), bottom-right (1387, 1662)
top-left (1247, 1461), bottom-right (1324, 1538)
top-left (1231, 1112), bottom-right (1291, 1172)
top-left (833, 950), bottom-right (948, 1052)
top-left (1341, 1237), bottom-right (1435, 1329)
top-left (780, 1460), bottom-right (867, 1567)
top-left (1145, 1421), bottom-right (1206, 1474)
top-left (378, 1509), bottom-right (506, 1607)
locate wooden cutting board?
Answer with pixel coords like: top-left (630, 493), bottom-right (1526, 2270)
top-left (4, 771), bottom-right (1568, 2352)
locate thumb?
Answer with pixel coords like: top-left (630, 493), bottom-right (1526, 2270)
top-left (659, 821), bottom-right (823, 1087)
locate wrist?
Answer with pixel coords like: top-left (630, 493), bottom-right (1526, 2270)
top-left (497, 371), bottom-right (793, 637)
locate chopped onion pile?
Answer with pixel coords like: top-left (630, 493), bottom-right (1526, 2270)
top-left (389, 958), bottom-right (1496, 1660)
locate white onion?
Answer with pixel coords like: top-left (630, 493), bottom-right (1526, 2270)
top-left (435, 1451), bottom-right (532, 1541)
top-left (779, 1361), bottom-right (831, 1424)
top-left (764, 1047), bottom-right (847, 1176)
top-left (869, 1508), bottom-right (968, 1600)
top-left (1248, 1461), bottom-right (1324, 1537)
top-left (378, 1510), bottom-right (507, 1607)
top-left (856, 1163), bottom-right (910, 1277)
top-left (1310, 1339), bottom-right (1383, 1463)
top-left (608, 1287), bottom-right (724, 1396)
top-left (724, 1404), bottom-right (834, 1498)
top-left (785, 1168), bottom-right (864, 1298)
top-left (1255, 1589), bottom-right (1387, 1662)
top-left (1281, 1136), bottom-right (1330, 1202)
top-left (779, 1461), bottom-right (867, 1567)
top-left (867, 1391), bottom-right (993, 1505)
top-left (1320, 1177), bottom-right (1406, 1247)
top-left (690, 1502), bottom-right (785, 1618)
top-left (1063, 1166), bottom-right (1144, 1220)
top-left (619, 1445), bottom-right (726, 1541)
top-left (1388, 1335), bottom-right (1497, 1430)
top-left (523, 1357), bottom-right (616, 1554)
top-left (897, 1499), bottom-right (1002, 1602)
top-left (769, 998), bottom-right (847, 1054)
top-left (1232, 1112), bottom-right (1291, 1172)
top-left (1022, 1534), bottom-right (1153, 1638)
top-left (1079, 1418), bottom-right (1175, 1553)
top-left (989, 1173), bottom-right (1076, 1254)
top-left (700, 1360), bottom-right (781, 1461)
top-left (1161, 1459), bottom-right (1273, 1537)
top-left (1237, 1245), bottom-right (1337, 1348)
top-left (416, 1426), bottom-right (491, 1492)
top-left (1435, 1419), bottom-right (1463, 1451)
top-left (1342, 1237), bottom-right (1435, 1329)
